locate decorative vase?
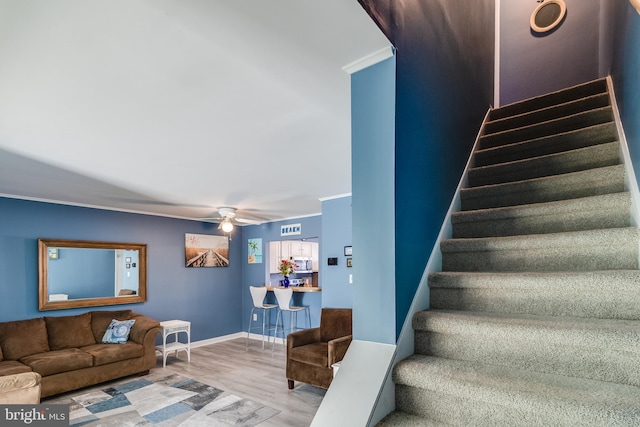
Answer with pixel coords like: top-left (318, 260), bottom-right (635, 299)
top-left (282, 277), bottom-right (290, 288)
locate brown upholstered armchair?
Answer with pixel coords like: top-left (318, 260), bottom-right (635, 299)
top-left (286, 308), bottom-right (352, 389)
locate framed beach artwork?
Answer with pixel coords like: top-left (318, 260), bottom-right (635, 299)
top-left (248, 238), bottom-right (262, 264)
top-left (185, 233), bottom-right (229, 268)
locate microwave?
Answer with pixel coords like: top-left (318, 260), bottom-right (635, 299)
top-left (293, 257), bottom-right (313, 273)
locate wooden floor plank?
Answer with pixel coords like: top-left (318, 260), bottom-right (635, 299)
top-left (158, 337), bottom-right (325, 426)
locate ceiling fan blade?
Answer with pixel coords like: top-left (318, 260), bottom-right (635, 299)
top-left (235, 217), bottom-right (261, 225)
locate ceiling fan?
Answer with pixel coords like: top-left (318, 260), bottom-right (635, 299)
top-left (206, 207), bottom-right (261, 232)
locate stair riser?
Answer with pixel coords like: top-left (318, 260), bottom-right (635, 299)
top-left (430, 288), bottom-right (640, 319)
top-left (468, 142), bottom-right (621, 188)
top-left (479, 108), bottom-right (613, 150)
top-left (452, 209), bottom-right (630, 238)
top-left (414, 330), bottom-right (640, 387)
top-left (453, 193), bottom-right (632, 238)
top-left (483, 94), bottom-right (610, 135)
top-left (460, 165), bottom-right (625, 211)
top-left (489, 79), bottom-right (608, 121)
top-left (441, 245), bottom-right (638, 272)
top-left (396, 385), bottom-right (533, 427)
top-left (395, 384), bottom-right (636, 427)
top-left (475, 123), bottom-right (618, 167)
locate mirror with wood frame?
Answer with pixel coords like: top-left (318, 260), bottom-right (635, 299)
top-left (38, 238), bottom-right (147, 311)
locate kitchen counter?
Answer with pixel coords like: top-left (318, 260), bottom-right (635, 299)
top-left (265, 286), bottom-right (321, 293)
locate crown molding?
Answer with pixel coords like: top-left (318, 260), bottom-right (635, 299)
top-left (342, 46), bottom-right (395, 75)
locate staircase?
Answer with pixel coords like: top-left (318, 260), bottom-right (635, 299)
top-left (379, 79), bottom-right (640, 426)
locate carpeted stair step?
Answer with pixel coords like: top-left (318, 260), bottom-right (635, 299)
top-left (413, 310), bottom-right (640, 387)
top-left (452, 192), bottom-right (631, 238)
top-left (429, 270), bottom-right (640, 320)
top-left (441, 227), bottom-right (639, 272)
top-left (474, 122), bottom-right (618, 168)
top-left (488, 78), bottom-right (608, 122)
top-left (479, 107), bottom-right (613, 150)
top-left (393, 355), bottom-right (640, 426)
top-left (460, 164), bottom-right (625, 211)
top-left (483, 93), bottom-right (610, 135)
top-left (468, 141), bottom-right (620, 187)
top-left (377, 411), bottom-right (449, 427)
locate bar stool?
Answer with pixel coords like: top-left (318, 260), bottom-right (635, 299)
top-left (272, 287), bottom-right (311, 351)
top-left (246, 286), bottom-right (277, 350)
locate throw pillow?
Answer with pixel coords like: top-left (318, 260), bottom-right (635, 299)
top-left (90, 310), bottom-right (133, 342)
top-left (101, 319), bottom-right (136, 344)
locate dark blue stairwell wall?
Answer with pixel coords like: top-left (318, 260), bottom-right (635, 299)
top-left (610, 1), bottom-right (640, 173)
top-left (358, 0), bottom-right (495, 338)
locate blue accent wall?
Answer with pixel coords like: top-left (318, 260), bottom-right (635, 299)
top-left (240, 216), bottom-right (322, 334)
top-left (359, 0), bottom-right (495, 339)
top-left (611, 1), bottom-right (640, 178)
top-left (320, 196), bottom-right (353, 309)
top-left (0, 197), bottom-right (242, 342)
top-left (351, 56), bottom-right (397, 344)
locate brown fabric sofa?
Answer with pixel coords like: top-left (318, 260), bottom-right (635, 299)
top-left (0, 310), bottom-right (160, 398)
top-left (286, 308), bottom-right (352, 389)
top-left (0, 372), bottom-right (41, 404)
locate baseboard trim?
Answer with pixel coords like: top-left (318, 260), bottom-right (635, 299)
top-left (190, 332), bottom-right (287, 349)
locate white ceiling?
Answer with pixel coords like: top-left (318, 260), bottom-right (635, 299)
top-left (0, 0), bottom-right (391, 224)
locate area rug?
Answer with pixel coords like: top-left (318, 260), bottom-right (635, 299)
top-left (44, 372), bottom-right (280, 426)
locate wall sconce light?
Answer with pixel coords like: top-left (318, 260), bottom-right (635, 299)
top-left (631, 0), bottom-right (640, 14)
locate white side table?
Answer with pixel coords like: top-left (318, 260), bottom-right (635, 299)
top-left (156, 320), bottom-right (191, 367)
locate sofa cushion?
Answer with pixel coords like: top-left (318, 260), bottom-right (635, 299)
top-left (81, 342), bottom-right (144, 366)
top-left (0, 318), bottom-right (49, 360)
top-left (45, 313), bottom-right (96, 350)
top-left (319, 308), bottom-right (352, 343)
top-left (90, 310), bottom-right (133, 342)
top-left (20, 349), bottom-right (93, 377)
top-left (0, 360), bottom-right (32, 376)
top-left (288, 342), bottom-right (328, 367)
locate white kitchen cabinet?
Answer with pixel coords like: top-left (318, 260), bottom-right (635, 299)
top-left (280, 241), bottom-right (291, 261)
top-left (269, 241), bottom-right (280, 273)
top-left (289, 241), bottom-right (315, 258)
top-left (311, 242), bottom-right (319, 271)
top-left (289, 241), bottom-right (312, 257)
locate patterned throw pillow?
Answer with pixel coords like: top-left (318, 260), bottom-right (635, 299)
top-left (101, 319), bottom-right (136, 344)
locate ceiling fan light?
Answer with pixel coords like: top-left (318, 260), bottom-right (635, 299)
top-left (221, 219), bottom-right (234, 233)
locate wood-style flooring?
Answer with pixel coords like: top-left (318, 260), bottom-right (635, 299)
top-left (157, 337), bottom-right (325, 426)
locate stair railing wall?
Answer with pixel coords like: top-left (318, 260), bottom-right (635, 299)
top-left (370, 108), bottom-right (492, 426)
top-left (606, 76), bottom-right (640, 229)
